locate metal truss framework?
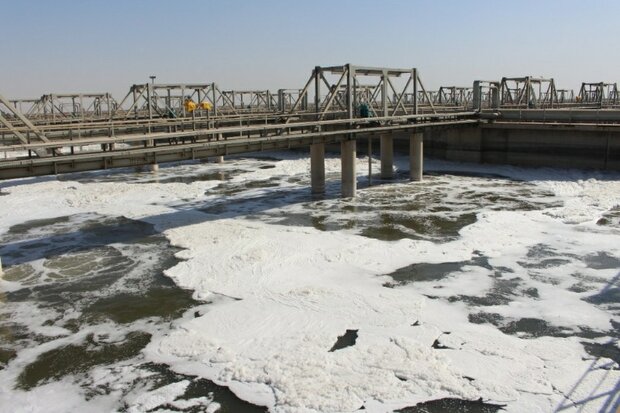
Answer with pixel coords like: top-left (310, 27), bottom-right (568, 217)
top-left (115, 83), bottom-right (226, 119)
top-left (277, 89), bottom-right (307, 112)
top-left (286, 64), bottom-right (436, 122)
top-left (500, 77), bottom-right (558, 108)
top-left (7, 99), bottom-right (39, 117)
top-left (2, 60), bottom-right (620, 178)
top-left (2, 64), bottom-right (620, 143)
top-left (435, 86), bottom-right (473, 108)
top-left (220, 90), bottom-right (277, 112)
top-left (7, 94), bottom-right (117, 121)
top-left (114, 85), bottom-right (307, 119)
top-left (578, 82), bottom-right (619, 106)
top-left (556, 89), bottom-right (575, 104)
top-left (0, 94), bottom-right (49, 144)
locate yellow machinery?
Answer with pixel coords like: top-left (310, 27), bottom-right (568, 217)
top-left (184, 99), bottom-right (212, 113)
top-left (184, 98), bottom-right (197, 113)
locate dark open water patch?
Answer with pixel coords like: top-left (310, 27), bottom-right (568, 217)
top-left (449, 277), bottom-right (539, 307)
top-left (384, 261), bottom-right (466, 287)
top-left (201, 184), bottom-right (313, 216)
top-left (350, 177), bottom-right (556, 242)
top-left (383, 255), bottom-right (536, 310)
top-left (520, 244), bottom-right (619, 274)
top-left (0, 214), bottom-right (197, 327)
top-left (17, 331), bottom-right (152, 390)
top-left (82, 284), bottom-right (196, 324)
top-left (329, 329), bottom-right (358, 352)
top-left (135, 363), bottom-right (269, 413)
top-left (469, 313), bottom-right (613, 340)
top-left (0, 213), bottom-right (226, 408)
top-left (518, 244), bottom-right (575, 270)
top-left (223, 172), bottom-right (561, 243)
top-left (205, 176), bottom-right (283, 197)
top-left (359, 212), bottom-right (478, 242)
top-left (0, 347), bottom-right (17, 369)
top-left (394, 397), bottom-right (505, 412)
top-left (581, 341), bottom-right (620, 366)
top-left (383, 255), bottom-right (491, 287)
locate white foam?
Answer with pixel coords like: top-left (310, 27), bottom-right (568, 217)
top-left (1, 152), bottom-right (619, 412)
top-left (124, 380), bottom-right (190, 412)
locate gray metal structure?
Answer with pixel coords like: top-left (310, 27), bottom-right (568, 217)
top-left (5, 94), bottom-right (117, 122)
top-left (435, 86), bottom-right (473, 108)
top-left (577, 82), bottom-right (619, 107)
top-left (500, 76), bottom-right (557, 108)
top-left (1, 63), bottom-right (620, 181)
top-left (556, 89), bottom-right (575, 104)
top-left (220, 90), bottom-right (276, 112)
top-left (277, 89), bottom-right (307, 112)
top-left (285, 64), bottom-right (436, 121)
top-left (115, 83), bottom-right (223, 119)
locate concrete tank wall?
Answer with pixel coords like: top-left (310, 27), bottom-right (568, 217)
top-left (421, 124), bottom-right (620, 171)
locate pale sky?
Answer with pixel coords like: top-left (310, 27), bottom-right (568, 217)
top-left (1, 0), bottom-right (619, 99)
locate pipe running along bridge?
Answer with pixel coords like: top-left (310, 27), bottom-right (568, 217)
top-left (1, 64), bottom-right (620, 197)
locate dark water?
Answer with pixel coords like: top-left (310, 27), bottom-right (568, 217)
top-left (383, 257), bottom-right (490, 287)
top-left (385, 244), bottom-right (620, 343)
top-left (17, 331), bottom-right (152, 390)
top-left (395, 397), bottom-right (505, 413)
top-left (203, 172), bottom-right (561, 243)
top-left (0, 213), bottom-right (263, 411)
top-left (329, 329), bottom-right (359, 352)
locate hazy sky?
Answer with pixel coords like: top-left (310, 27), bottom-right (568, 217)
top-left (1, 0), bottom-right (619, 99)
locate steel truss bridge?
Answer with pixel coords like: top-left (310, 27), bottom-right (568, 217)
top-left (1, 64), bottom-right (620, 188)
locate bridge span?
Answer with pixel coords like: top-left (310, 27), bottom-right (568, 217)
top-left (1, 64), bottom-right (620, 196)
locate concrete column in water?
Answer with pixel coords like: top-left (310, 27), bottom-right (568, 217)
top-left (214, 156), bottom-right (224, 163)
top-left (341, 139), bottom-right (356, 197)
top-left (149, 163), bottom-right (159, 172)
top-left (410, 132), bottom-right (423, 181)
top-left (310, 142), bottom-right (325, 194)
top-left (380, 133), bottom-right (394, 179)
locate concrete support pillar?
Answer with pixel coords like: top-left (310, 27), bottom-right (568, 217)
top-left (380, 133), bottom-right (394, 179)
top-left (149, 163), bottom-right (159, 172)
top-left (214, 156), bottom-right (224, 163)
top-left (410, 132), bottom-right (423, 181)
top-left (0, 256), bottom-right (3, 277)
top-left (310, 142), bottom-right (325, 194)
top-left (341, 139), bottom-right (356, 197)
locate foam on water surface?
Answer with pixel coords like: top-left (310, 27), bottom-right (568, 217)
top-left (0, 152), bottom-right (619, 412)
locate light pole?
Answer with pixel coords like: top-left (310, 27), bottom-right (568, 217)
top-left (147, 76), bottom-right (156, 132)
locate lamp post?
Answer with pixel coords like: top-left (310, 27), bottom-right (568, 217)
top-left (147, 75), bottom-right (156, 132)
